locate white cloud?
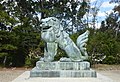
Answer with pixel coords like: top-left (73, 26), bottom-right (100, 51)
top-left (90, 0), bottom-right (97, 3)
top-left (101, 1), bottom-right (118, 8)
top-left (96, 22), bottom-right (101, 28)
top-left (85, 11), bottom-right (106, 18)
top-left (105, 10), bottom-right (114, 16)
top-left (88, 22), bottom-right (101, 29)
top-left (97, 11), bottom-right (105, 17)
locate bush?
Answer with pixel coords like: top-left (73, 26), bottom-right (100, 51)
top-left (54, 48), bottom-right (68, 61)
top-left (103, 56), bottom-right (116, 64)
top-left (25, 56), bottom-right (39, 67)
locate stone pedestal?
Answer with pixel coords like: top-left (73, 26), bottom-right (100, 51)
top-left (30, 61), bottom-right (97, 77)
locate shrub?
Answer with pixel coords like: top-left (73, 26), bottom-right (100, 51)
top-left (103, 56), bottom-right (116, 64)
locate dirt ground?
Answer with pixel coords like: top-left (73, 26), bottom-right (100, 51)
top-left (0, 64), bottom-right (120, 82)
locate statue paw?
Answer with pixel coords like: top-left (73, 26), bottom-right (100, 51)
top-left (59, 57), bottom-right (71, 62)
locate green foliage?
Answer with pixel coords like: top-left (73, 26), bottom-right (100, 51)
top-left (0, 26), bottom-right (41, 67)
top-left (25, 56), bottom-right (39, 67)
top-left (87, 28), bottom-right (120, 65)
top-left (1, 44), bottom-right (17, 50)
top-left (0, 0), bottom-right (90, 34)
top-left (54, 48), bottom-right (68, 61)
top-left (25, 56), bottom-right (31, 67)
top-left (39, 40), bottom-right (45, 48)
top-left (103, 56), bottom-right (116, 64)
top-left (0, 53), bottom-right (8, 57)
top-left (0, 31), bottom-right (18, 66)
top-left (25, 48), bottom-right (41, 67)
top-left (70, 32), bottom-right (80, 43)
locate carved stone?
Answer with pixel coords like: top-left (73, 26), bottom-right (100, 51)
top-left (30, 61), bottom-right (96, 77)
top-left (36, 61), bottom-right (90, 70)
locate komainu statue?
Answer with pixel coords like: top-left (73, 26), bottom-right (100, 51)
top-left (40, 17), bottom-right (90, 62)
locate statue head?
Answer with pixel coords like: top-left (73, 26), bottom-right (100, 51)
top-left (40, 17), bottom-right (60, 32)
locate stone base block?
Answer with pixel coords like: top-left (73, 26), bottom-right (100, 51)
top-left (30, 68), bottom-right (97, 77)
top-left (36, 61), bottom-right (90, 70)
top-left (30, 61), bottom-right (96, 77)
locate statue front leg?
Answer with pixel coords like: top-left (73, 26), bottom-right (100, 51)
top-left (43, 42), bottom-right (58, 62)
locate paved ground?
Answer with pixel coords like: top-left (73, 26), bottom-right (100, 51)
top-left (0, 64), bottom-right (120, 82)
top-left (97, 70), bottom-right (120, 82)
top-left (0, 68), bottom-right (27, 82)
top-left (93, 64), bottom-right (120, 82)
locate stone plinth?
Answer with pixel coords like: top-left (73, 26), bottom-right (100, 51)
top-left (30, 61), bottom-right (97, 77)
top-left (36, 61), bottom-right (90, 70)
top-left (30, 69), bottom-right (96, 77)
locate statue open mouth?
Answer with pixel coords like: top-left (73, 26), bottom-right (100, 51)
top-left (40, 23), bottom-right (52, 32)
top-left (42, 26), bottom-right (51, 32)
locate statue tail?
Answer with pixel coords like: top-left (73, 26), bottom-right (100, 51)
top-left (76, 30), bottom-right (90, 56)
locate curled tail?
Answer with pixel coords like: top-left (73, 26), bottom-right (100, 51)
top-left (76, 30), bottom-right (90, 57)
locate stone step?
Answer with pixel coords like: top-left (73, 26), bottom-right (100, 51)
top-left (30, 68), bottom-right (96, 77)
top-left (12, 71), bottom-right (113, 82)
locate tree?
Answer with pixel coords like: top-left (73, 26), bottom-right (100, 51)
top-left (95, 3), bottom-right (120, 64)
top-left (0, 1), bottom-right (41, 66)
top-left (110, 0), bottom-right (120, 3)
top-left (1, 0), bottom-right (90, 34)
top-left (88, 0), bottom-right (103, 29)
top-left (0, 31), bottom-right (18, 66)
top-left (99, 3), bottom-right (120, 38)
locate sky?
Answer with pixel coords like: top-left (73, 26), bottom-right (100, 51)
top-left (88, 0), bottom-right (119, 28)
